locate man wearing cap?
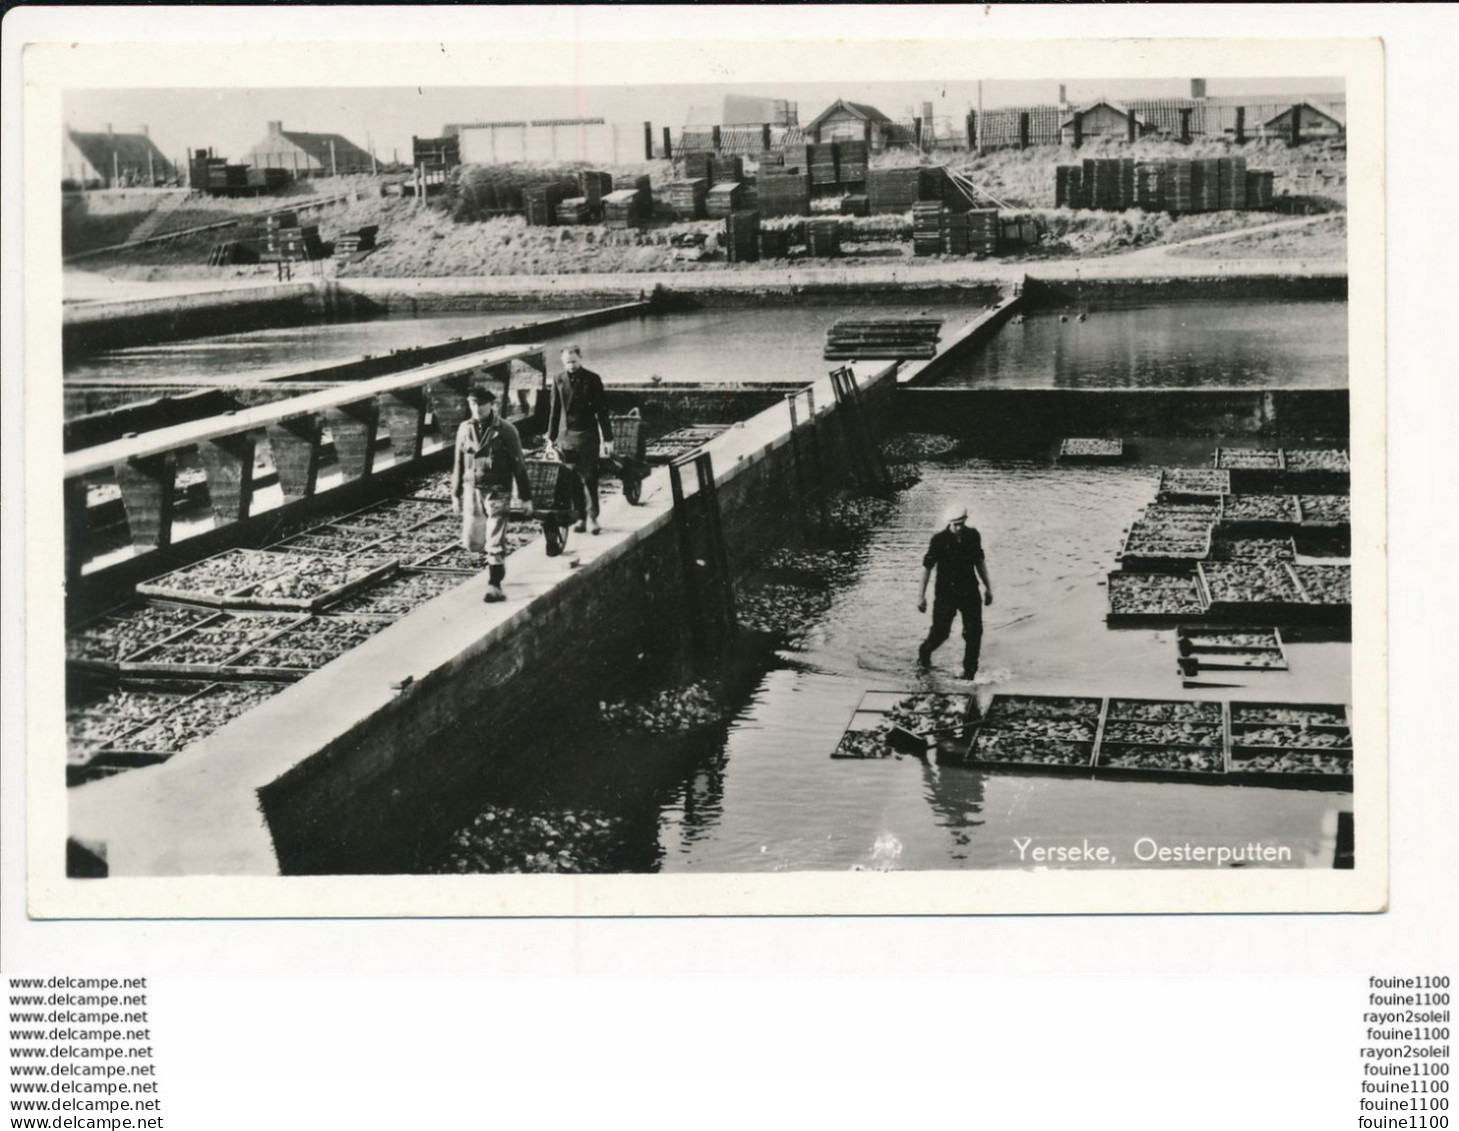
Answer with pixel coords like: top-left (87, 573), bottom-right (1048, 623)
top-left (916, 503), bottom-right (994, 680)
top-left (451, 386), bottom-right (533, 603)
top-left (547, 344), bottom-right (614, 535)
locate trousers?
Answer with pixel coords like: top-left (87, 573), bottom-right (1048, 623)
top-left (461, 486), bottom-right (511, 565)
top-left (558, 438), bottom-right (600, 521)
top-left (921, 592), bottom-right (984, 675)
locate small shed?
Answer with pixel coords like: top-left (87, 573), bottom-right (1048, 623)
top-left (1263, 102), bottom-right (1344, 143)
top-left (1059, 100), bottom-right (1148, 143)
top-left (805, 99), bottom-right (898, 152)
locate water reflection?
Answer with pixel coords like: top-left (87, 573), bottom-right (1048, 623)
top-left (940, 299), bottom-right (1347, 390)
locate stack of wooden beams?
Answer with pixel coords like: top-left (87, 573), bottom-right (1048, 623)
top-left (967, 208), bottom-right (999, 257)
top-left (823, 318), bottom-right (943, 360)
top-left (710, 155), bottom-right (744, 184)
top-left (1245, 169), bottom-right (1275, 210)
top-left (809, 144), bottom-right (839, 188)
top-left (836, 141), bottom-right (869, 186)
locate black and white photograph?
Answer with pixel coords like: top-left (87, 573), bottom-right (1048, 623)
top-left (20, 32), bottom-right (1384, 916)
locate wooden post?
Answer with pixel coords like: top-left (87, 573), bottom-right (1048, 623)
top-left (1127, 111), bottom-right (1137, 143)
top-left (1179, 108), bottom-right (1192, 144)
top-left (1072, 111), bottom-right (1084, 149)
top-left (644, 121), bottom-right (654, 160)
top-left (1019, 112), bottom-right (1030, 150)
top-left (116, 453), bottom-right (178, 550)
top-left (966, 112), bottom-right (976, 150)
top-left (370, 147), bottom-right (377, 175)
top-left (324, 401), bottom-right (379, 482)
top-left (1290, 103), bottom-right (1303, 147)
top-left (64, 479), bottom-right (90, 585)
top-left (380, 389), bottom-right (427, 464)
top-left (112, 151), bottom-right (119, 187)
top-left (265, 416), bottom-right (323, 502)
top-left (147, 150), bottom-right (155, 185)
top-left (761, 123), bottom-right (772, 150)
top-left (198, 433), bottom-right (257, 525)
top-left (662, 126), bottom-right (673, 160)
top-left (329, 138), bottom-right (338, 178)
top-left (914, 117), bottom-right (923, 149)
top-left (1235, 106), bottom-right (1246, 144)
top-left (711, 125), bottom-right (722, 153)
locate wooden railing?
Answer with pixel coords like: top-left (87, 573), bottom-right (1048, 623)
top-left (63, 343), bottom-right (546, 580)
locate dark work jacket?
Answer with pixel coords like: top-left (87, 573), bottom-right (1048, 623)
top-left (923, 526), bottom-right (985, 601)
top-left (548, 367), bottom-right (614, 450)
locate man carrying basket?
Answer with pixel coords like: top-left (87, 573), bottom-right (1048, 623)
top-left (547, 344), bottom-right (614, 535)
top-left (452, 386), bottom-right (533, 603)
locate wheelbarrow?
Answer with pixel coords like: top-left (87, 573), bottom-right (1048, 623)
top-left (605, 409), bottom-right (650, 505)
top-left (519, 457), bottom-right (577, 558)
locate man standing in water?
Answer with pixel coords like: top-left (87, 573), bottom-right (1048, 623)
top-left (547, 344), bottom-right (615, 535)
top-left (451, 387), bottom-right (533, 603)
top-left (916, 503), bottom-right (994, 680)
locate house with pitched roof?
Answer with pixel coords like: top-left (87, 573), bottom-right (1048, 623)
top-left (246, 120), bottom-right (374, 176)
top-left (63, 126), bottom-right (175, 188)
top-left (1263, 102), bottom-right (1345, 144)
top-left (804, 99), bottom-right (904, 152)
top-left (1059, 100), bottom-right (1149, 143)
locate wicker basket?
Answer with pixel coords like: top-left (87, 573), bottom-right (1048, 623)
top-left (610, 409), bottom-right (644, 461)
top-left (524, 458), bottom-right (570, 510)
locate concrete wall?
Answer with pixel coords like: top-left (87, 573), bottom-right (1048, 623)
top-left (896, 388), bottom-right (1350, 451)
top-left (63, 281), bottom-right (336, 357)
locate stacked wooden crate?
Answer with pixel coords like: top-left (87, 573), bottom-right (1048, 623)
top-left (758, 227), bottom-right (791, 259)
top-left (710, 155), bottom-right (744, 184)
top-left (679, 152), bottom-right (713, 183)
top-left (1246, 169), bottom-right (1275, 209)
top-left (1118, 158), bottom-right (1136, 210)
top-left (808, 144), bottom-right (839, 188)
top-left (866, 167), bottom-right (939, 214)
top-left (555, 197), bottom-right (593, 224)
top-left (913, 201), bottom-right (944, 256)
top-left (941, 209), bottom-right (970, 255)
top-left (1193, 158), bottom-right (1222, 211)
top-left (1163, 159), bottom-right (1194, 213)
top-left (577, 170), bottom-right (614, 213)
top-left (705, 182), bottom-right (745, 218)
top-left (836, 140), bottom-right (869, 187)
top-left (263, 212), bottom-right (324, 260)
top-left (525, 181), bottom-right (575, 226)
top-left (1055, 165), bottom-right (1074, 208)
top-left (839, 194), bottom-right (870, 217)
top-left (806, 218), bottom-right (841, 258)
top-left (755, 168), bottom-right (811, 218)
top-left (967, 208), bottom-right (999, 257)
top-left (331, 225), bottom-right (378, 257)
top-left (602, 189), bottom-right (643, 229)
top-left (1136, 163), bottom-right (1165, 211)
top-left (1220, 156), bottom-right (1248, 210)
top-left (666, 178), bottom-right (707, 220)
top-left (824, 318), bottom-right (942, 360)
top-left (723, 210), bottom-right (760, 264)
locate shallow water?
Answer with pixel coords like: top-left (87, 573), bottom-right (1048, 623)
top-left (64, 302), bottom-right (984, 389)
top-left (424, 457), bottom-right (1351, 875)
top-left (937, 298), bottom-right (1348, 389)
top-left (64, 311), bottom-right (572, 386)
